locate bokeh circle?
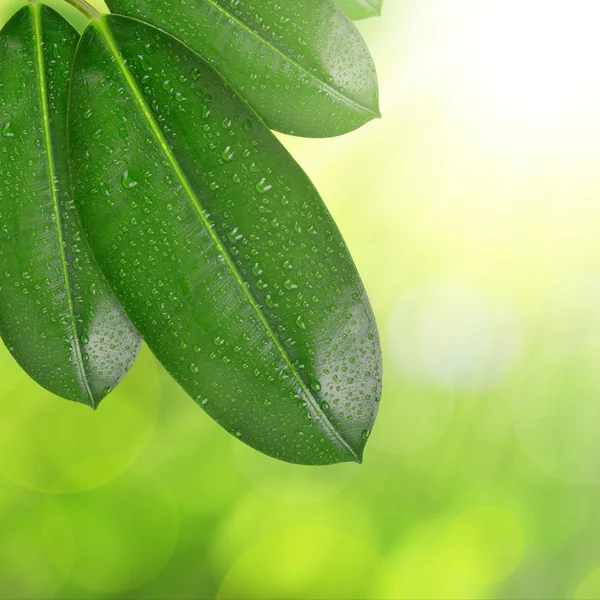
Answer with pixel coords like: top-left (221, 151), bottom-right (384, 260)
top-left (0, 345), bottom-right (161, 493)
top-left (232, 440), bottom-right (359, 503)
top-left (514, 275), bottom-right (600, 485)
top-left (41, 470), bottom-right (179, 594)
top-left (445, 505), bottom-right (525, 585)
top-left (0, 481), bottom-right (66, 599)
top-left (217, 527), bottom-right (398, 600)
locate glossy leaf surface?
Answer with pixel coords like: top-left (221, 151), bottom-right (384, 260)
top-left (104, 0), bottom-right (380, 138)
top-left (69, 15), bottom-right (382, 464)
top-left (0, 5), bottom-right (140, 407)
top-left (336, 0), bottom-right (383, 20)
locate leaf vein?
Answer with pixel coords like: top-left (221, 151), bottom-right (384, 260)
top-left (33, 4), bottom-right (95, 406)
top-left (202, 0), bottom-right (379, 120)
top-left (97, 19), bottom-right (359, 460)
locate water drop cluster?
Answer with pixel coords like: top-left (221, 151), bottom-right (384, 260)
top-left (67, 15), bottom-right (382, 464)
top-left (0, 5), bottom-right (140, 406)
top-left (105, 0), bottom-right (381, 138)
top-left (0, 0), bottom-right (382, 464)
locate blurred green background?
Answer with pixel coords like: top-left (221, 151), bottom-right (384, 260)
top-left (2, 0), bottom-right (600, 598)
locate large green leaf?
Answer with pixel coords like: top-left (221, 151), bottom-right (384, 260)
top-left (336, 0), bottom-right (383, 20)
top-left (0, 4), bottom-right (140, 407)
top-left (69, 15), bottom-right (382, 464)
top-left (103, 0), bottom-right (380, 139)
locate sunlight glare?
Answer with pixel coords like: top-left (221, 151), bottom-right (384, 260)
top-left (454, 1), bottom-right (600, 140)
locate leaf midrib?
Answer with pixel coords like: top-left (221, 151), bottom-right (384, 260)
top-left (201, 0), bottom-right (379, 119)
top-left (96, 18), bottom-right (359, 461)
top-left (32, 4), bottom-right (95, 406)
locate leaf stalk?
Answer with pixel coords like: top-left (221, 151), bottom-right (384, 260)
top-left (62, 0), bottom-right (101, 20)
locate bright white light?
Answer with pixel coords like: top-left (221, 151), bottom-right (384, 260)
top-left (454, 1), bottom-right (600, 138)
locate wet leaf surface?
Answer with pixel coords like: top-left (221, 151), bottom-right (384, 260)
top-left (0, 5), bottom-right (141, 407)
top-left (69, 15), bottom-right (382, 464)
top-left (105, 0), bottom-right (380, 138)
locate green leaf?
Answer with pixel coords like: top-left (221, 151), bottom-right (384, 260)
top-left (0, 4), bottom-right (141, 408)
top-left (103, 0), bottom-right (380, 139)
top-left (69, 15), bottom-right (382, 465)
top-left (336, 0), bottom-right (383, 20)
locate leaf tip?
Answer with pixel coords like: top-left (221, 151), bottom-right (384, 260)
top-left (84, 398), bottom-right (99, 411)
top-left (80, 390), bottom-right (106, 411)
top-left (349, 445), bottom-right (365, 465)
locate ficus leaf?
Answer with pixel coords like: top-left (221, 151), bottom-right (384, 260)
top-left (0, 4), bottom-right (141, 407)
top-left (69, 15), bottom-right (382, 464)
top-left (336, 0), bottom-right (383, 20)
top-left (103, 0), bottom-right (381, 139)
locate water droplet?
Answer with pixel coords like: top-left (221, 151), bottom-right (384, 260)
top-left (121, 169), bottom-right (138, 190)
top-left (256, 178), bottom-right (273, 194)
top-left (227, 227), bottom-right (243, 244)
top-left (137, 54), bottom-right (152, 72)
top-left (1, 123), bottom-right (14, 138)
top-left (265, 294), bottom-right (278, 308)
top-left (221, 146), bottom-right (235, 161)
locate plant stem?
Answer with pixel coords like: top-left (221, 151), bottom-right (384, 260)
top-left (62, 0), bottom-right (101, 20)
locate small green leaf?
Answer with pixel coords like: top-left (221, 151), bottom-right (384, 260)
top-left (104, 0), bottom-right (380, 138)
top-left (0, 5), bottom-right (140, 407)
top-left (336, 0), bottom-right (383, 20)
top-left (69, 15), bottom-right (382, 464)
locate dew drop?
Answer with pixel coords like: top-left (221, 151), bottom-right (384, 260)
top-left (221, 146), bottom-right (235, 161)
top-left (121, 169), bottom-right (138, 190)
top-left (256, 178), bottom-right (273, 194)
top-left (1, 123), bottom-right (14, 138)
